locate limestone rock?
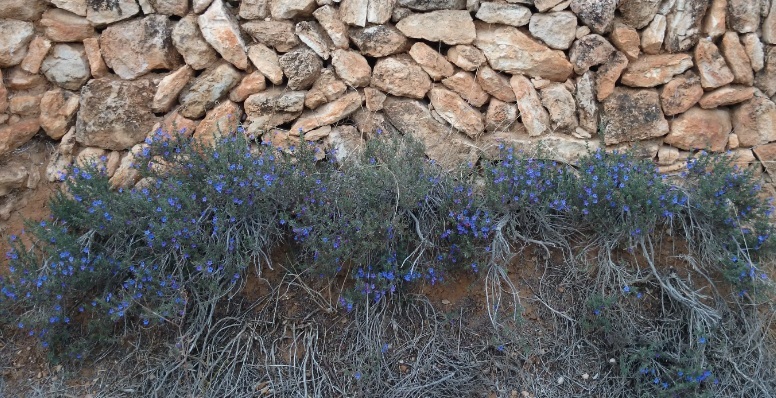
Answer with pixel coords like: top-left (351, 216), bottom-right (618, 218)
top-left (40, 89), bottom-right (79, 139)
top-left (397, 0), bottom-right (466, 10)
top-left (428, 87), bottom-right (484, 138)
top-left (242, 20), bottom-right (299, 53)
top-left (446, 45), bottom-right (486, 72)
top-left (199, 0), bottom-right (248, 70)
top-left (764, 0), bottom-right (776, 44)
top-left (665, 107), bottom-right (731, 152)
top-left (82, 37), bottom-right (108, 79)
top-left (476, 66), bottom-right (515, 102)
top-left (484, 98), bottom-right (520, 132)
top-left (0, 165), bottom-right (28, 197)
top-left (641, 14), bottom-right (666, 55)
top-left (661, 73), bottom-right (704, 116)
top-left (313, 6), bottom-right (350, 49)
top-left (40, 9), bottom-right (95, 42)
top-left (279, 46), bottom-right (323, 90)
top-left (193, 100), bottom-right (242, 145)
top-left (4, 67), bottom-right (46, 90)
top-left (527, 11), bottom-right (577, 50)
top-left (620, 54), bottom-right (693, 88)
top-left (9, 95), bottom-right (42, 116)
top-left (694, 39), bottom-right (735, 89)
top-left (408, 43), bottom-right (454, 81)
top-left (570, 0), bottom-right (616, 34)
top-left (441, 71), bottom-right (489, 107)
top-left (101, 15), bottom-right (182, 80)
top-left (172, 15), bottom-right (218, 71)
top-left (535, 0), bottom-right (564, 12)
top-left (296, 21), bottom-right (334, 60)
top-left (331, 49), bottom-right (371, 87)
top-left (364, 87), bottom-right (386, 112)
top-left (742, 33), bottom-right (765, 72)
top-left (609, 22), bottom-right (640, 60)
top-left (601, 87), bottom-right (668, 145)
top-left (475, 2), bottom-right (531, 27)
top-left (595, 51), bottom-right (628, 100)
top-left (371, 55), bottom-right (431, 99)
top-left (540, 83), bottom-right (577, 133)
top-left (664, 0), bottom-right (709, 52)
top-left (0, 119), bottom-right (40, 156)
top-left (157, 109), bottom-right (198, 136)
top-left (239, 0), bottom-right (268, 19)
top-left (178, 61), bottom-right (242, 119)
top-left (247, 44), bottom-right (284, 85)
top-left (720, 32), bottom-right (754, 85)
top-left (727, 0), bottom-right (760, 33)
top-left (698, 85), bottom-right (754, 108)
top-left (244, 89), bottom-right (305, 132)
top-left (368, 0), bottom-right (394, 24)
top-left (396, 10), bottom-right (476, 45)
top-left (576, 71), bottom-right (598, 134)
top-left (0, 20), bottom-right (34, 67)
top-left (150, 0), bottom-right (189, 15)
top-left (86, 0), bottom-right (139, 25)
top-left (754, 143), bottom-right (776, 176)
top-left (510, 75), bottom-right (549, 137)
top-left (326, 125), bottom-right (364, 163)
top-left (153, 66), bottom-right (194, 114)
top-left (21, 36), bottom-right (52, 75)
top-left (229, 72), bottom-right (266, 103)
top-left (304, 68), bottom-right (346, 109)
top-left (349, 24), bottom-right (408, 57)
top-left (269, 0), bottom-right (316, 19)
top-left (40, 44), bottom-right (90, 91)
top-left (76, 78), bottom-right (157, 151)
top-left (193, 0), bottom-right (214, 13)
top-left (702, 0), bottom-right (727, 39)
top-left (292, 91), bottom-right (363, 132)
top-left (755, 47), bottom-right (776, 96)
top-left (0, 0), bottom-right (47, 20)
top-left (569, 34), bottom-right (615, 74)
top-left (733, 95), bottom-right (776, 147)
top-left (340, 0), bottom-right (369, 27)
top-left (474, 22), bottom-right (573, 81)
top-left (617, 0), bottom-right (661, 29)
top-left (0, 70), bottom-right (6, 114)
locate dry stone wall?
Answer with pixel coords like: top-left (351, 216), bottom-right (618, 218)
top-left (2, 0), bottom-right (776, 210)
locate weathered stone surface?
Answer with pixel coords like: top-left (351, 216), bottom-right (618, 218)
top-left (408, 42), bottom-right (454, 81)
top-left (446, 45), bottom-right (486, 71)
top-left (364, 87), bottom-right (386, 111)
top-left (398, 0), bottom-right (466, 10)
top-left (475, 2), bottom-right (531, 26)
top-left (576, 71), bottom-right (598, 134)
top-left (391, 6), bottom-right (412, 22)
top-left (441, 71), bottom-right (489, 107)
top-left (292, 91), bottom-right (362, 132)
top-left (728, 0), bottom-right (760, 33)
top-left (661, 73), bottom-right (704, 116)
top-left (40, 9), bottom-right (95, 42)
top-left (157, 109), bottom-right (198, 136)
top-left (569, 34), bottom-right (615, 74)
top-left (371, 55), bottom-right (431, 99)
top-left (149, 0), bottom-right (189, 15)
top-left (695, 39), bottom-right (735, 89)
top-left (540, 83), bottom-right (577, 133)
top-left (0, 164), bottom-right (28, 197)
top-left (601, 87), bottom-right (668, 145)
top-left (9, 95), bottom-right (42, 116)
top-left (108, 144), bottom-right (144, 189)
top-left (528, 11), bottom-right (577, 50)
top-left (102, 15), bottom-right (182, 80)
top-left (596, 51), bottom-right (628, 100)
top-left (349, 24), bottom-right (408, 57)
top-left (764, 0), bottom-right (776, 44)
top-left (340, 0), bottom-right (368, 27)
top-left (40, 89), bottom-right (79, 139)
top-left (699, 85), bottom-right (754, 108)
top-left (21, 36), bottom-right (52, 74)
top-left (397, 10), bottom-right (476, 45)
top-left (0, 70), bottom-right (6, 114)
top-left (484, 98), bottom-right (520, 132)
top-left (242, 20), bottom-right (299, 53)
top-left (733, 95), bottom-right (776, 147)
top-left (86, 0), bottom-right (139, 25)
top-left (510, 75), bottom-right (550, 137)
top-left (193, 0), bottom-right (214, 13)
top-left (535, 0), bottom-right (564, 12)
top-left (665, 107), bottom-right (731, 152)
top-left (193, 100), bottom-right (242, 145)
top-left (153, 66), bottom-right (194, 114)
top-left (82, 37), bottom-right (108, 78)
top-left (178, 62), bottom-right (242, 119)
top-left (656, 145), bottom-right (680, 165)
top-left (331, 49), bottom-right (371, 87)
top-left (620, 54), bottom-right (693, 88)
top-left (239, 0), bottom-right (268, 19)
top-left (702, 0), bottom-right (727, 39)
top-left (326, 125), bottom-right (364, 162)
top-left (0, 0), bottom-right (46, 21)
top-left (40, 44), bottom-right (90, 90)
top-left (476, 66), bottom-right (515, 102)
top-left (618, 0), bottom-right (660, 29)
top-left (664, 0), bottom-right (709, 52)
top-left (570, 0), bottom-right (616, 34)
top-left (754, 143), bottom-right (776, 176)
top-left (5, 67), bottom-right (46, 90)
top-left (383, 97), bottom-right (477, 170)
top-left (428, 87), bottom-right (484, 138)
top-left (0, 20), bottom-right (34, 68)
top-left (304, 68), bottom-right (346, 109)
top-left (247, 44), bottom-right (284, 85)
top-left (475, 22), bottom-right (572, 81)
top-left (76, 78), bottom-right (157, 151)
top-left (720, 32), bottom-right (754, 85)
top-left (756, 46), bottom-right (776, 96)
top-left (742, 33), bottom-right (765, 72)
top-left (199, 0), bottom-right (248, 70)
top-left (641, 14), bottom-right (666, 55)
top-left (229, 72), bottom-right (266, 103)
top-left (279, 46), bottom-right (323, 90)
top-left (313, 6), bottom-right (349, 49)
top-left (244, 89), bottom-right (305, 132)
top-left (0, 118), bottom-right (40, 156)
top-left (270, 0), bottom-right (316, 19)
top-left (172, 15), bottom-right (218, 71)
top-left (609, 22), bottom-right (640, 60)
top-left (296, 21), bottom-right (334, 60)
top-left (368, 0), bottom-right (394, 24)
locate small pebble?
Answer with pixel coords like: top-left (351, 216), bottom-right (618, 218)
top-left (557, 376), bottom-right (564, 385)
top-left (582, 373), bottom-right (589, 380)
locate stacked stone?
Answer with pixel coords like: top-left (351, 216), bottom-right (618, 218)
top-left (1, 0), bottom-right (776, 196)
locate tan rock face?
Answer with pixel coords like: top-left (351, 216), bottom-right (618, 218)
top-left (756, 47), bottom-right (776, 97)
top-left (296, 21), bottom-right (334, 60)
top-left (157, 109), bottom-right (198, 136)
top-left (428, 87), bottom-right (484, 137)
top-left (82, 37), bottom-right (108, 79)
top-left (292, 91), bottom-right (363, 132)
top-left (540, 83), bottom-right (577, 133)
top-left (0, 20), bottom-right (34, 68)
top-left (368, 0), bottom-right (394, 24)
top-left (349, 24), bottom-right (409, 57)
top-left (0, 70), bottom-right (6, 114)
top-left (0, 118), bottom-right (40, 156)
top-left (172, 15), bottom-right (218, 71)
top-left (21, 36), bottom-right (52, 74)
top-left (193, 100), bottom-right (242, 145)
top-left (5, 67), bottom-right (46, 91)
top-left (640, 14), bottom-right (666, 55)
top-left (665, 107), bottom-right (731, 152)
top-left (609, 22), bottom-right (640, 60)
top-left (733, 95), bottom-right (776, 147)
top-left (244, 89), bottom-right (305, 132)
top-left (763, 0), bottom-right (776, 44)
top-left (475, 22), bottom-right (572, 82)
top-left (570, 0), bottom-right (616, 34)
top-left (661, 73), bottom-right (704, 116)
top-left (340, 0), bottom-right (369, 27)
top-left (720, 32), bottom-right (754, 85)
top-left (698, 85), bottom-right (754, 109)
top-left (364, 87), bottom-right (386, 112)
top-left (178, 61), bottom-right (242, 119)
top-left (86, 0), bottom-right (140, 25)
top-left (702, 0), bottom-right (727, 39)
top-left (569, 34), bottom-right (616, 75)
top-left (727, 0), bottom-right (760, 34)
top-left (742, 33), bottom-right (765, 72)
top-left (528, 11), bottom-right (577, 50)
top-left (40, 44), bottom-right (91, 91)
top-left (620, 54), bottom-right (693, 88)
top-left (408, 42), bottom-right (454, 81)
top-left (331, 49), bottom-right (371, 88)
top-left (617, 0), bottom-right (660, 29)
top-left (40, 9), bottom-right (95, 42)
top-left (247, 44), bottom-right (284, 85)
top-left (371, 55), bottom-right (431, 99)
top-left (40, 89), bottom-right (79, 139)
top-left (76, 78), bottom-right (157, 151)
top-left (304, 68), bottom-right (346, 109)
top-left (476, 66), bottom-right (515, 102)
top-left (153, 66), bottom-right (194, 114)
top-left (199, 0), bottom-right (248, 70)
top-left (270, 0), bottom-right (316, 19)
top-left (441, 71), bottom-right (489, 107)
top-left (753, 143), bottom-right (776, 176)
top-left (510, 75), bottom-right (550, 137)
top-left (485, 98), bottom-right (519, 132)
top-left (446, 45), bottom-right (486, 72)
top-left (396, 10), bottom-right (476, 45)
top-left (694, 39), bottom-right (735, 89)
top-left (475, 2), bottom-right (532, 27)
top-left (576, 71), bottom-right (598, 134)
top-left (242, 20), bottom-right (299, 53)
top-left (664, 0), bottom-right (709, 52)
top-left (10, 95), bottom-right (42, 116)
top-left (595, 51), bottom-right (628, 100)
top-left (279, 46), bottom-right (323, 90)
top-left (313, 6), bottom-right (350, 49)
top-left (150, 0), bottom-right (189, 16)
top-left (101, 15), bottom-right (182, 80)
top-left (601, 87), bottom-right (668, 145)
top-left (0, 0), bottom-right (47, 21)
